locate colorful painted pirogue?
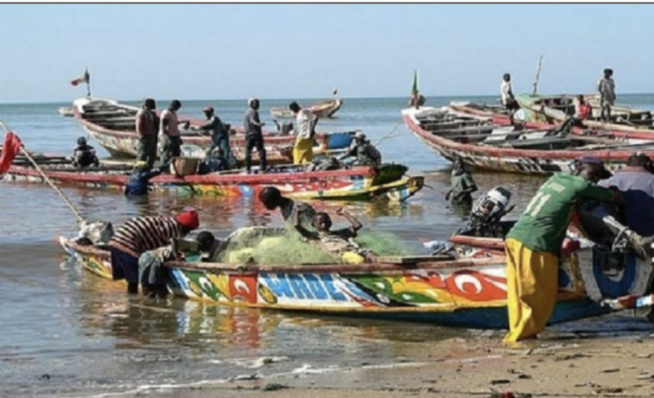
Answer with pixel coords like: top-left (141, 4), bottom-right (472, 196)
top-left (269, 96), bottom-right (343, 119)
top-left (4, 157), bottom-right (423, 201)
top-left (72, 97), bottom-right (354, 162)
top-left (515, 93), bottom-right (654, 139)
top-left (402, 106), bottom-right (654, 174)
top-left (59, 226), bottom-right (652, 329)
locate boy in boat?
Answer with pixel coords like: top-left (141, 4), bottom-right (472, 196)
top-left (108, 209), bottom-right (200, 294)
top-left (258, 186), bottom-right (316, 229)
top-left (72, 136), bottom-right (99, 168)
top-left (338, 132), bottom-right (382, 166)
top-left (503, 157), bottom-right (621, 343)
top-left (135, 98), bottom-right (158, 169)
top-left (289, 101), bottom-right (318, 165)
top-left (500, 73), bottom-right (520, 125)
top-left (244, 98), bottom-right (267, 174)
top-left (597, 68), bottom-right (616, 122)
top-left (445, 157), bottom-right (478, 213)
top-left (138, 230), bottom-right (216, 298)
top-left (198, 147), bottom-right (227, 175)
top-left (124, 161), bottom-right (161, 196)
top-left (294, 208), bottom-right (376, 264)
top-left (192, 105), bottom-right (237, 169)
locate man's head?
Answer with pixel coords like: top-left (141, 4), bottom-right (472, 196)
top-left (170, 100), bottom-right (182, 111)
top-left (258, 186), bottom-right (284, 210)
top-left (354, 131), bottom-right (366, 143)
top-left (503, 73), bottom-right (511, 82)
top-left (176, 209), bottom-right (200, 233)
top-left (312, 212), bottom-right (332, 232)
top-left (248, 98), bottom-right (260, 110)
top-left (203, 106), bottom-right (214, 117)
top-left (77, 136), bottom-right (87, 146)
top-left (627, 152), bottom-right (653, 171)
top-left (210, 147), bottom-right (224, 158)
top-left (289, 101), bottom-right (301, 113)
top-left (195, 230), bottom-right (216, 252)
top-left (574, 156), bottom-right (611, 183)
top-left (577, 95), bottom-right (585, 103)
top-left (604, 68), bottom-right (613, 78)
top-left (144, 98), bottom-right (156, 110)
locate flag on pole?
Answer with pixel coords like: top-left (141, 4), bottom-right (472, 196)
top-left (0, 132), bottom-right (23, 174)
top-left (70, 69), bottom-right (90, 86)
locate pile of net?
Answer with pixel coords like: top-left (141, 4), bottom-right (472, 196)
top-left (212, 227), bottom-right (415, 265)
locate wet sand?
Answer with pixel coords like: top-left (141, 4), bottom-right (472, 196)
top-left (126, 331), bottom-right (654, 398)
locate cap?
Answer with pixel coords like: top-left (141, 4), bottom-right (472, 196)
top-left (133, 160), bottom-right (148, 170)
top-left (176, 210), bottom-right (200, 230)
top-left (354, 131), bottom-right (366, 140)
top-left (203, 106), bottom-right (214, 113)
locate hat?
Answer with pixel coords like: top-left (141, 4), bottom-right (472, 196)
top-left (133, 160), bottom-right (148, 170)
top-left (203, 106), bottom-right (214, 113)
top-left (176, 210), bottom-right (199, 230)
top-left (354, 131), bottom-right (366, 140)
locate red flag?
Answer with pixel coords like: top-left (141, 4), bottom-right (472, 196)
top-left (70, 70), bottom-right (90, 86)
top-left (0, 132), bottom-right (23, 174)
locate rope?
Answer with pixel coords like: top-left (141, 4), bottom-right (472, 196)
top-left (0, 119), bottom-right (86, 224)
top-left (373, 122), bottom-right (403, 146)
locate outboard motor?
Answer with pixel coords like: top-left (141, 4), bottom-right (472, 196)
top-left (457, 186), bottom-right (514, 237)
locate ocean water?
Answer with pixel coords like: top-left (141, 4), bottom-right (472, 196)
top-left (1, 95), bottom-right (653, 397)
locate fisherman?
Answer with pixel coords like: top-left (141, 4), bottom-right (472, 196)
top-left (445, 157), bottom-right (478, 211)
top-left (138, 230), bottom-right (216, 298)
top-left (597, 68), bottom-right (616, 122)
top-left (289, 101), bottom-right (317, 164)
top-left (503, 157), bottom-right (620, 343)
top-left (575, 95), bottom-right (592, 122)
top-left (124, 161), bottom-right (161, 196)
top-left (338, 132), bottom-right (382, 166)
top-left (135, 98), bottom-right (158, 169)
top-left (258, 186), bottom-right (316, 229)
top-left (72, 136), bottom-right (99, 168)
top-left (500, 73), bottom-right (520, 125)
top-left (193, 105), bottom-right (236, 169)
top-left (108, 209), bottom-right (200, 294)
top-left (198, 147), bottom-right (227, 175)
top-left (159, 99), bottom-right (188, 171)
top-left (244, 98), bottom-right (267, 174)
top-left (293, 208), bottom-right (377, 264)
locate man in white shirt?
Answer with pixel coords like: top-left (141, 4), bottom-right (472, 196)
top-left (289, 101), bottom-right (317, 164)
top-left (500, 73), bottom-right (519, 125)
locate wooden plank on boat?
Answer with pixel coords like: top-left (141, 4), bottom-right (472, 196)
top-left (376, 254), bottom-right (454, 264)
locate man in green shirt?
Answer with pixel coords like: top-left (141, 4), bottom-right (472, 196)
top-left (504, 157), bottom-right (619, 343)
top-left (446, 157), bottom-right (478, 213)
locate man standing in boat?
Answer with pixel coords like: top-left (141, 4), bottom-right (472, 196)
top-left (338, 132), bottom-right (382, 166)
top-left (108, 209), bottom-right (200, 294)
top-left (289, 101), bottom-right (317, 164)
top-left (159, 100), bottom-right (187, 171)
top-left (500, 73), bottom-right (520, 125)
top-left (135, 98), bottom-right (158, 169)
top-left (244, 98), bottom-right (267, 174)
top-left (504, 157), bottom-right (620, 343)
top-left (597, 68), bottom-right (616, 122)
top-left (193, 106), bottom-right (237, 169)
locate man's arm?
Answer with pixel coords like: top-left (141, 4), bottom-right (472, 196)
top-left (136, 113), bottom-right (145, 137)
top-left (293, 210), bottom-right (318, 240)
top-left (337, 208), bottom-right (362, 232)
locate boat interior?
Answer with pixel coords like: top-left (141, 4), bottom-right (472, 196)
top-left (538, 96), bottom-right (654, 127)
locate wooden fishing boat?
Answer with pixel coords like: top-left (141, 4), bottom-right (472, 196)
top-left (402, 105), bottom-right (654, 174)
top-left (3, 154), bottom-right (423, 201)
top-left (516, 93), bottom-right (654, 139)
top-left (71, 97), bottom-right (354, 162)
top-left (58, 224), bottom-right (652, 329)
top-left (269, 97), bottom-right (343, 119)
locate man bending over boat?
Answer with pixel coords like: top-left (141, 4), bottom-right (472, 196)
top-left (258, 186), bottom-right (316, 229)
top-left (72, 136), bottom-right (99, 168)
top-left (503, 157), bottom-right (620, 343)
top-left (338, 132), bottom-right (381, 166)
top-left (193, 106), bottom-right (237, 169)
top-left (294, 209), bottom-right (377, 264)
top-left (124, 161), bottom-right (161, 196)
top-left (108, 209), bottom-right (200, 294)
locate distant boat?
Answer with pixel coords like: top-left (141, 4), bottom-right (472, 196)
top-left (71, 97), bottom-right (354, 163)
top-left (58, 106), bottom-right (74, 117)
top-left (270, 95), bottom-right (343, 119)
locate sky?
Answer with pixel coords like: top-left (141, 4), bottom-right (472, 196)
top-left (1, 3), bottom-right (654, 103)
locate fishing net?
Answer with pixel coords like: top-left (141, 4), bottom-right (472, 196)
top-left (355, 230), bottom-right (416, 256)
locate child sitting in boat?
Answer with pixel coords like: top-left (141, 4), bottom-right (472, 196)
top-left (72, 136), bottom-right (99, 168)
top-left (293, 208), bottom-right (377, 264)
top-left (138, 230), bottom-right (217, 298)
top-left (124, 161), bottom-right (162, 196)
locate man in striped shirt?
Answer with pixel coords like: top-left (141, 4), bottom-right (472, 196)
top-left (108, 209), bottom-right (200, 294)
